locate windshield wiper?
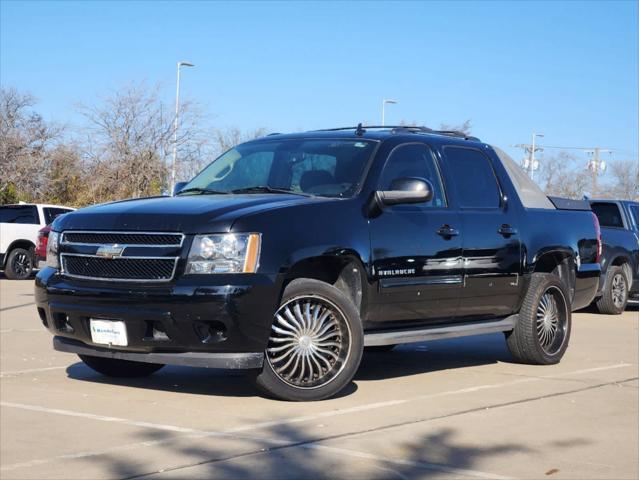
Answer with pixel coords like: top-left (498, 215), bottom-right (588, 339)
top-left (231, 186), bottom-right (312, 196)
top-left (177, 187), bottom-right (229, 195)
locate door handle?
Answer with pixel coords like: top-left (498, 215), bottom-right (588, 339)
top-left (437, 225), bottom-right (460, 238)
top-left (498, 224), bottom-right (517, 237)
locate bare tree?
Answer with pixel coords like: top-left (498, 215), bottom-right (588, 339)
top-left (538, 151), bottom-right (591, 199)
top-left (439, 120), bottom-right (472, 135)
top-left (606, 160), bottom-right (639, 200)
top-left (212, 127), bottom-right (267, 153)
top-left (0, 88), bottom-right (62, 203)
top-left (78, 82), bottom-right (207, 202)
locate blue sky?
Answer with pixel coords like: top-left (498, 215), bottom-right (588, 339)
top-left (1, 0), bottom-right (637, 166)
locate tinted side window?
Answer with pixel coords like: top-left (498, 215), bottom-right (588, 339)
top-left (44, 208), bottom-right (73, 225)
top-left (0, 206), bottom-right (39, 224)
top-left (379, 144), bottom-right (446, 207)
top-left (444, 147), bottom-right (501, 208)
top-left (591, 203), bottom-right (624, 228)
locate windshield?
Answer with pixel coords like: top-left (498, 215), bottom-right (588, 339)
top-left (181, 139), bottom-right (377, 197)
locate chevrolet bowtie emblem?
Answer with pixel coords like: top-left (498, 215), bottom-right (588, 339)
top-left (95, 245), bottom-right (125, 259)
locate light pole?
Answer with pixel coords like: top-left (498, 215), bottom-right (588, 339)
top-left (171, 61), bottom-right (195, 194)
top-left (381, 99), bottom-right (397, 126)
top-left (529, 132), bottom-right (544, 180)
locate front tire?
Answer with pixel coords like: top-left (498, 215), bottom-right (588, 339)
top-left (79, 355), bottom-right (164, 377)
top-left (596, 266), bottom-right (628, 315)
top-left (253, 278), bottom-right (364, 401)
top-left (506, 273), bottom-right (571, 365)
top-left (5, 247), bottom-right (34, 280)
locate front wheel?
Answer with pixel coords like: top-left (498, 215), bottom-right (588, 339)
top-left (506, 273), bottom-right (571, 365)
top-left (253, 278), bottom-right (364, 401)
top-left (79, 355), bottom-right (164, 377)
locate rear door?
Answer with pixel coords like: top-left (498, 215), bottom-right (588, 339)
top-left (0, 205), bottom-right (41, 255)
top-left (442, 146), bottom-right (522, 319)
top-left (369, 142), bottom-right (463, 324)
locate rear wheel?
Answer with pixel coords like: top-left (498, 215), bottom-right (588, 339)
top-left (596, 266), bottom-right (628, 315)
top-left (506, 273), bottom-right (571, 365)
top-left (253, 278), bottom-right (364, 401)
top-left (79, 355), bottom-right (164, 377)
top-left (5, 247), bottom-right (34, 280)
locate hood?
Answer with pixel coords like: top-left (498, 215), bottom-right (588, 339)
top-left (54, 194), bottom-right (326, 233)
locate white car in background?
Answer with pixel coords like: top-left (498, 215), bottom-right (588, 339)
top-left (0, 203), bottom-right (75, 280)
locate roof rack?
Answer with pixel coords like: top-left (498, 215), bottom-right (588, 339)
top-left (314, 125), bottom-right (480, 141)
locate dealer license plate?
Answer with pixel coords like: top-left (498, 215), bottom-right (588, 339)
top-left (89, 319), bottom-right (128, 346)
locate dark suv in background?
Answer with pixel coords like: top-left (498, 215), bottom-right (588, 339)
top-left (590, 200), bottom-right (639, 313)
top-left (36, 126), bottom-right (601, 401)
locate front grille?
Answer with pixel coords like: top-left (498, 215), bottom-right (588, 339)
top-left (63, 231), bottom-right (183, 246)
top-left (62, 255), bottom-right (177, 281)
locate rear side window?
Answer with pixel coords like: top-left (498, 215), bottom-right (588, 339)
top-left (379, 143), bottom-right (446, 207)
top-left (591, 203), bottom-right (624, 228)
top-left (44, 207), bottom-right (73, 225)
top-left (0, 206), bottom-right (39, 224)
top-left (444, 147), bottom-right (501, 208)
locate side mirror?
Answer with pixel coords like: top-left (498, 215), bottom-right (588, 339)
top-left (172, 181), bottom-right (188, 196)
top-left (376, 177), bottom-right (434, 206)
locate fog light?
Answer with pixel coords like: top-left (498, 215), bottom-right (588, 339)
top-left (194, 321), bottom-right (227, 344)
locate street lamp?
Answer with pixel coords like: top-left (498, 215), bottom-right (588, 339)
top-left (171, 61), bottom-right (195, 194)
top-left (381, 99), bottom-right (397, 126)
top-left (529, 132), bottom-right (544, 180)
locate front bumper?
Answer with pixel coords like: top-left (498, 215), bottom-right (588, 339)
top-left (54, 336), bottom-right (263, 368)
top-left (35, 267), bottom-right (282, 365)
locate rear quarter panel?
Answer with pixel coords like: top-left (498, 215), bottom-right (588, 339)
top-left (521, 208), bottom-right (599, 309)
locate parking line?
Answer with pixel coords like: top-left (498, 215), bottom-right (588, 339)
top-left (0, 328), bottom-right (46, 333)
top-left (0, 366), bottom-right (68, 377)
top-left (0, 401), bottom-right (213, 434)
top-left (0, 301), bottom-right (36, 312)
top-left (0, 362), bottom-right (633, 474)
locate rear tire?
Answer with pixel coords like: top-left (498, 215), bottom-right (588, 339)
top-left (253, 278), bottom-right (364, 401)
top-left (5, 247), bottom-right (34, 280)
top-left (596, 266), bottom-right (628, 315)
top-left (506, 273), bottom-right (571, 365)
top-left (79, 355), bottom-right (164, 377)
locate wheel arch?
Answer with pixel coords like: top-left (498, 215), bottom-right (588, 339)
top-left (531, 248), bottom-right (576, 299)
top-left (2, 239), bottom-right (36, 268)
top-left (282, 251), bottom-right (367, 318)
top-left (608, 255), bottom-right (633, 290)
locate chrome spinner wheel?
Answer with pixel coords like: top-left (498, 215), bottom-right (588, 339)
top-left (536, 286), bottom-right (568, 355)
top-left (266, 295), bottom-right (351, 390)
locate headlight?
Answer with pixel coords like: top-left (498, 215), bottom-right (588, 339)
top-left (186, 233), bottom-right (261, 274)
top-left (46, 231), bottom-right (60, 269)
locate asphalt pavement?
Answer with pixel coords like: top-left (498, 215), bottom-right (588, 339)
top-left (1, 276), bottom-right (637, 479)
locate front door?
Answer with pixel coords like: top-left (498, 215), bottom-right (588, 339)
top-left (369, 143), bottom-right (463, 325)
top-left (443, 146), bottom-right (522, 319)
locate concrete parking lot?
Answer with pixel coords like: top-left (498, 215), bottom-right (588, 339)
top-left (1, 276), bottom-right (637, 480)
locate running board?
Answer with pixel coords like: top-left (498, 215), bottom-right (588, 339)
top-left (364, 316), bottom-right (517, 347)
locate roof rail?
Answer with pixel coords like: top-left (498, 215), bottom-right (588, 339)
top-left (313, 125), bottom-right (480, 141)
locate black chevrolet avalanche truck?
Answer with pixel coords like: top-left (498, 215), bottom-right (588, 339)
top-left (35, 126), bottom-right (601, 401)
